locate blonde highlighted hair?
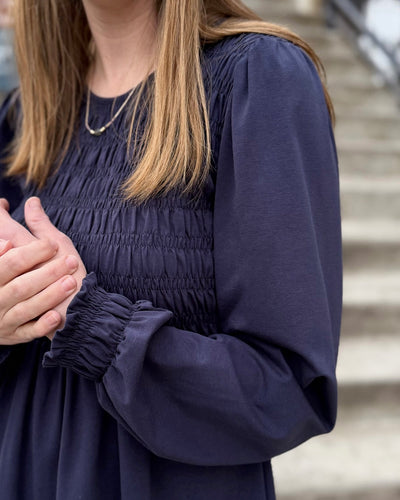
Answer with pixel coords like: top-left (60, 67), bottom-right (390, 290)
top-left (6, 0), bottom-right (334, 203)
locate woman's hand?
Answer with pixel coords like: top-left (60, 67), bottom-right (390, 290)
top-left (24, 198), bottom-right (88, 338)
top-left (0, 239), bottom-right (80, 344)
top-left (0, 198), bottom-right (8, 210)
top-left (0, 197), bottom-right (87, 344)
top-left (0, 238), bottom-right (13, 257)
top-left (0, 198), bottom-right (34, 246)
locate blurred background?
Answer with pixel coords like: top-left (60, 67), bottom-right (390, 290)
top-left (0, 0), bottom-right (17, 99)
top-left (1, 0), bottom-right (399, 498)
top-left (242, 1), bottom-right (400, 499)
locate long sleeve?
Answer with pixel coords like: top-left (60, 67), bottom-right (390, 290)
top-left (43, 35), bottom-right (342, 466)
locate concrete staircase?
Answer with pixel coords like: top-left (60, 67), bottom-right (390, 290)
top-left (244, 1), bottom-right (400, 498)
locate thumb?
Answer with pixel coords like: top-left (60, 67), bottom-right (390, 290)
top-left (24, 197), bottom-right (58, 240)
top-left (0, 198), bottom-right (9, 211)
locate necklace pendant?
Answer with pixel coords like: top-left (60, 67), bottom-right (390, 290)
top-left (90, 126), bottom-right (106, 136)
top-left (85, 86), bottom-right (136, 137)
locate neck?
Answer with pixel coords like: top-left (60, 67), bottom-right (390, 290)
top-left (82, 0), bottom-right (158, 97)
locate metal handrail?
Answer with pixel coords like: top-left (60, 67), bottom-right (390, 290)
top-left (325, 0), bottom-right (400, 99)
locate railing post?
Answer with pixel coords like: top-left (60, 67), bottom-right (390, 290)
top-left (323, 0), bottom-right (338, 28)
top-left (326, 0), bottom-right (400, 99)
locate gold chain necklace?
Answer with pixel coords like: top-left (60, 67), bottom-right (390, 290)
top-left (84, 86), bottom-right (136, 136)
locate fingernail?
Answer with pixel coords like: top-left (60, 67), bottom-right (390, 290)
top-left (61, 276), bottom-right (76, 293)
top-left (28, 197), bottom-right (42, 210)
top-left (0, 239), bottom-right (7, 252)
top-left (65, 255), bottom-right (78, 271)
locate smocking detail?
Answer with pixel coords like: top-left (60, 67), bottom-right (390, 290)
top-left (7, 32), bottom-right (275, 338)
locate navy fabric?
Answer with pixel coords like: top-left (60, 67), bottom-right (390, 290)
top-left (0, 91), bottom-right (21, 214)
top-left (0, 34), bottom-right (342, 500)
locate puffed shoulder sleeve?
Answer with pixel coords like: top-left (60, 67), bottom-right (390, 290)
top-left (214, 35), bottom-right (342, 405)
top-left (43, 35), bottom-right (342, 466)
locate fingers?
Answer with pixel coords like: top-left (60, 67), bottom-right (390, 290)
top-left (25, 197), bottom-right (59, 241)
top-left (0, 198), bottom-right (9, 211)
top-left (2, 311), bottom-right (62, 345)
top-left (0, 254), bottom-right (79, 313)
top-left (4, 274), bottom-right (77, 330)
top-left (0, 198), bottom-right (87, 345)
top-left (0, 239), bottom-right (58, 285)
top-left (0, 247), bottom-right (79, 345)
top-left (0, 202), bottom-right (33, 247)
top-left (0, 239), bottom-right (13, 257)
top-left (0, 198), bottom-right (86, 346)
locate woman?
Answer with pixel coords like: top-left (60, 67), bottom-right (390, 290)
top-left (0, 0), bottom-right (342, 499)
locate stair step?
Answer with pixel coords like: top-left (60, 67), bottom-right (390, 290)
top-left (273, 407), bottom-right (400, 500)
top-left (328, 71), bottom-right (383, 87)
top-left (247, 0), bottom-right (323, 26)
top-left (339, 380), bottom-right (400, 410)
top-left (278, 488), bottom-right (400, 500)
top-left (342, 219), bottom-right (400, 245)
top-left (315, 41), bottom-right (358, 61)
top-left (337, 334), bottom-right (400, 408)
top-left (266, 13), bottom-right (323, 29)
top-left (335, 115), bottom-right (400, 141)
top-left (273, 334), bottom-right (400, 498)
top-left (337, 334), bottom-right (400, 385)
top-left (338, 149), bottom-right (400, 176)
top-left (324, 63), bottom-right (372, 82)
top-left (332, 91), bottom-right (398, 115)
top-left (329, 76), bottom-right (387, 91)
top-left (320, 46), bottom-right (364, 64)
top-left (342, 219), bottom-right (400, 272)
top-left (273, 370), bottom-right (400, 498)
top-left (341, 141), bottom-right (400, 155)
top-left (323, 56), bottom-right (373, 80)
top-left (300, 25), bottom-right (353, 48)
top-left (342, 269), bottom-right (400, 336)
top-left (340, 177), bottom-right (400, 218)
top-left (342, 302), bottom-right (400, 337)
top-left (344, 270), bottom-right (400, 306)
top-left (329, 82), bottom-right (398, 108)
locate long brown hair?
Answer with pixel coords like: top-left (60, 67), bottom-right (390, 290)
top-left (7, 0), bottom-right (334, 203)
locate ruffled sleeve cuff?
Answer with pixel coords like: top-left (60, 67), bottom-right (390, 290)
top-left (42, 272), bottom-right (150, 381)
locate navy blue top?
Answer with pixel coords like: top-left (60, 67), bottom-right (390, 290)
top-left (0, 34), bottom-right (342, 500)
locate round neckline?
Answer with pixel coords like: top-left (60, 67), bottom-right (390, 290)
top-left (85, 71), bottom-right (155, 108)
